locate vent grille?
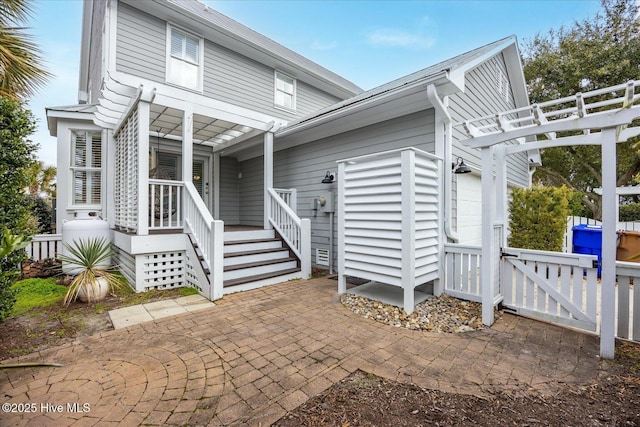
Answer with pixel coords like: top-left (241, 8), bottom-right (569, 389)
top-left (316, 248), bottom-right (329, 266)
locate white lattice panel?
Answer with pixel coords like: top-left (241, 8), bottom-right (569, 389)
top-left (142, 251), bottom-right (185, 290)
top-left (114, 108), bottom-right (139, 232)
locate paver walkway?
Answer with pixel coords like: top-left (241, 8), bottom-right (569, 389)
top-left (1, 278), bottom-right (600, 426)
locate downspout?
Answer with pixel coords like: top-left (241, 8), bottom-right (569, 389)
top-left (427, 84), bottom-right (459, 242)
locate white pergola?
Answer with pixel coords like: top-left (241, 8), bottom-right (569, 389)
top-left (460, 81), bottom-right (640, 359)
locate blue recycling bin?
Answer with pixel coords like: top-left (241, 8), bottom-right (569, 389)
top-left (572, 224), bottom-right (602, 276)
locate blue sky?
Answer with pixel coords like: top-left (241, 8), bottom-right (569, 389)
top-left (28, 0), bottom-right (602, 166)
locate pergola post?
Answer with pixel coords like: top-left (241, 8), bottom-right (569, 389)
top-left (136, 101), bottom-right (150, 236)
top-left (600, 128), bottom-right (617, 359)
top-left (182, 107), bottom-right (193, 184)
top-left (264, 131), bottom-right (274, 230)
top-left (481, 146), bottom-right (496, 326)
top-left (213, 152), bottom-right (221, 219)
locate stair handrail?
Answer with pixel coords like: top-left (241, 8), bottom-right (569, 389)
top-left (183, 181), bottom-right (224, 299)
top-left (267, 187), bottom-right (311, 278)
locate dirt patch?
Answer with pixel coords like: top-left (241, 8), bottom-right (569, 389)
top-left (275, 341), bottom-right (640, 427)
top-left (0, 287), bottom-right (191, 361)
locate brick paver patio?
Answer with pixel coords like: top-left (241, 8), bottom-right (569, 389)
top-left (0, 278), bottom-right (600, 426)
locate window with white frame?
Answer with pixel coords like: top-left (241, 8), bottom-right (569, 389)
top-left (167, 26), bottom-right (202, 90)
top-left (71, 130), bottom-right (102, 206)
top-left (274, 71), bottom-right (296, 111)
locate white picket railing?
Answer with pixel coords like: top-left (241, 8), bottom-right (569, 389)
top-left (183, 181), bottom-right (223, 300)
top-left (443, 244), bottom-right (482, 302)
top-left (274, 188), bottom-right (297, 212)
top-left (615, 261), bottom-right (640, 342)
top-left (267, 187), bottom-right (311, 278)
top-left (25, 234), bottom-right (62, 261)
top-left (149, 179), bottom-right (184, 230)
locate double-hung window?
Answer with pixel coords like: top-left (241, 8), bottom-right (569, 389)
top-left (167, 26), bottom-right (202, 91)
top-left (71, 130), bottom-right (102, 206)
top-left (274, 71), bottom-right (296, 111)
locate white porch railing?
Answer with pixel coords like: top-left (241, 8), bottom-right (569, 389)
top-left (149, 179), bottom-right (184, 230)
top-left (183, 181), bottom-right (223, 300)
top-left (615, 261), bottom-right (640, 342)
top-left (267, 187), bottom-right (311, 278)
top-left (25, 234), bottom-right (62, 261)
top-left (443, 244), bottom-right (482, 302)
top-left (273, 188), bottom-right (297, 212)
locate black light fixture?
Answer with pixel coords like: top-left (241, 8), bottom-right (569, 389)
top-left (452, 157), bottom-right (472, 174)
top-left (321, 171), bottom-right (335, 184)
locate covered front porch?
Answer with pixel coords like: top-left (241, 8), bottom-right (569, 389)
top-left (95, 76), bottom-right (310, 299)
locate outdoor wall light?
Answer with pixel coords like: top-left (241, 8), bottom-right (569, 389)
top-left (321, 171), bottom-right (335, 183)
top-left (452, 157), bottom-right (472, 174)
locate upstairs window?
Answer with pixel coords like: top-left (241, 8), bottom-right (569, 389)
top-left (71, 130), bottom-right (102, 206)
top-left (274, 71), bottom-right (296, 111)
top-left (167, 26), bottom-right (202, 91)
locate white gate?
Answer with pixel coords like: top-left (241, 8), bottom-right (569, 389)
top-left (501, 247), bottom-right (599, 332)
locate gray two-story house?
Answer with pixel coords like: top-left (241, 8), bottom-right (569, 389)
top-left (46, 0), bottom-right (532, 309)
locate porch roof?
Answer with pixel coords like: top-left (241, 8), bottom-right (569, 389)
top-left (93, 74), bottom-right (279, 149)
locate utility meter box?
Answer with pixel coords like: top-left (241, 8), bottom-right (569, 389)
top-left (319, 191), bottom-right (334, 213)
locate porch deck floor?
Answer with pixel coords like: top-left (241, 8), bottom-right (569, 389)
top-left (349, 281), bottom-right (431, 309)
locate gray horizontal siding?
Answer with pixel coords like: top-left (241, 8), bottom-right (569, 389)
top-left (219, 157), bottom-right (239, 224)
top-left (238, 156), bottom-right (264, 227)
top-left (116, 3), bottom-right (342, 121)
top-left (116, 3), bottom-right (166, 83)
top-left (88, 0), bottom-right (106, 103)
top-left (236, 110), bottom-right (436, 266)
top-left (449, 53), bottom-right (529, 188)
top-left (203, 41), bottom-right (340, 119)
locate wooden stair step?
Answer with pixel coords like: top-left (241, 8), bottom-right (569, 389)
top-left (224, 247), bottom-right (289, 258)
top-left (224, 257), bottom-right (297, 272)
top-left (224, 237), bottom-right (282, 246)
top-left (223, 268), bottom-right (300, 288)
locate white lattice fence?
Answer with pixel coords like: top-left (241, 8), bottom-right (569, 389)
top-left (114, 108), bottom-right (139, 232)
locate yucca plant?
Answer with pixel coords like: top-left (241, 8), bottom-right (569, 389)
top-left (57, 237), bottom-right (121, 306)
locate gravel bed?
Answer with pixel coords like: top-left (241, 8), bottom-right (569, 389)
top-left (340, 293), bottom-right (501, 333)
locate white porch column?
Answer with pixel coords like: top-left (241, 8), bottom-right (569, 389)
top-left (600, 128), bottom-right (617, 359)
top-left (137, 101), bottom-right (150, 235)
top-left (495, 146), bottom-right (508, 248)
top-left (264, 132), bottom-right (274, 229)
top-left (401, 149), bottom-right (416, 314)
top-left (337, 161), bottom-right (347, 294)
top-left (213, 152), bottom-right (221, 219)
top-left (182, 107), bottom-right (193, 184)
top-left (481, 146), bottom-right (496, 326)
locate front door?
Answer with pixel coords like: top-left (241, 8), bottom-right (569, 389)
top-left (192, 157), bottom-right (211, 210)
top-left (152, 152), bottom-right (212, 212)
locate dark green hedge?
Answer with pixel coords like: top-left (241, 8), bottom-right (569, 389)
top-left (508, 186), bottom-right (571, 252)
top-left (619, 203), bottom-right (640, 222)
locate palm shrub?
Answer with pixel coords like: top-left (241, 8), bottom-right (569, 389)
top-left (57, 237), bottom-right (121, 306)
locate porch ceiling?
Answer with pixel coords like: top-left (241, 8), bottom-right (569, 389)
top-left (149, 104), bottom-right (256, 148)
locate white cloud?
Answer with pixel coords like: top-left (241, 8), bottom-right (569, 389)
top-left (366, 16), bottom-right (437, 50)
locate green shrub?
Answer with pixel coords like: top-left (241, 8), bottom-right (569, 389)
top-left (508, 186), bottom-right (571, 252)
top-left (619, 203), bottom-right (640, 222)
